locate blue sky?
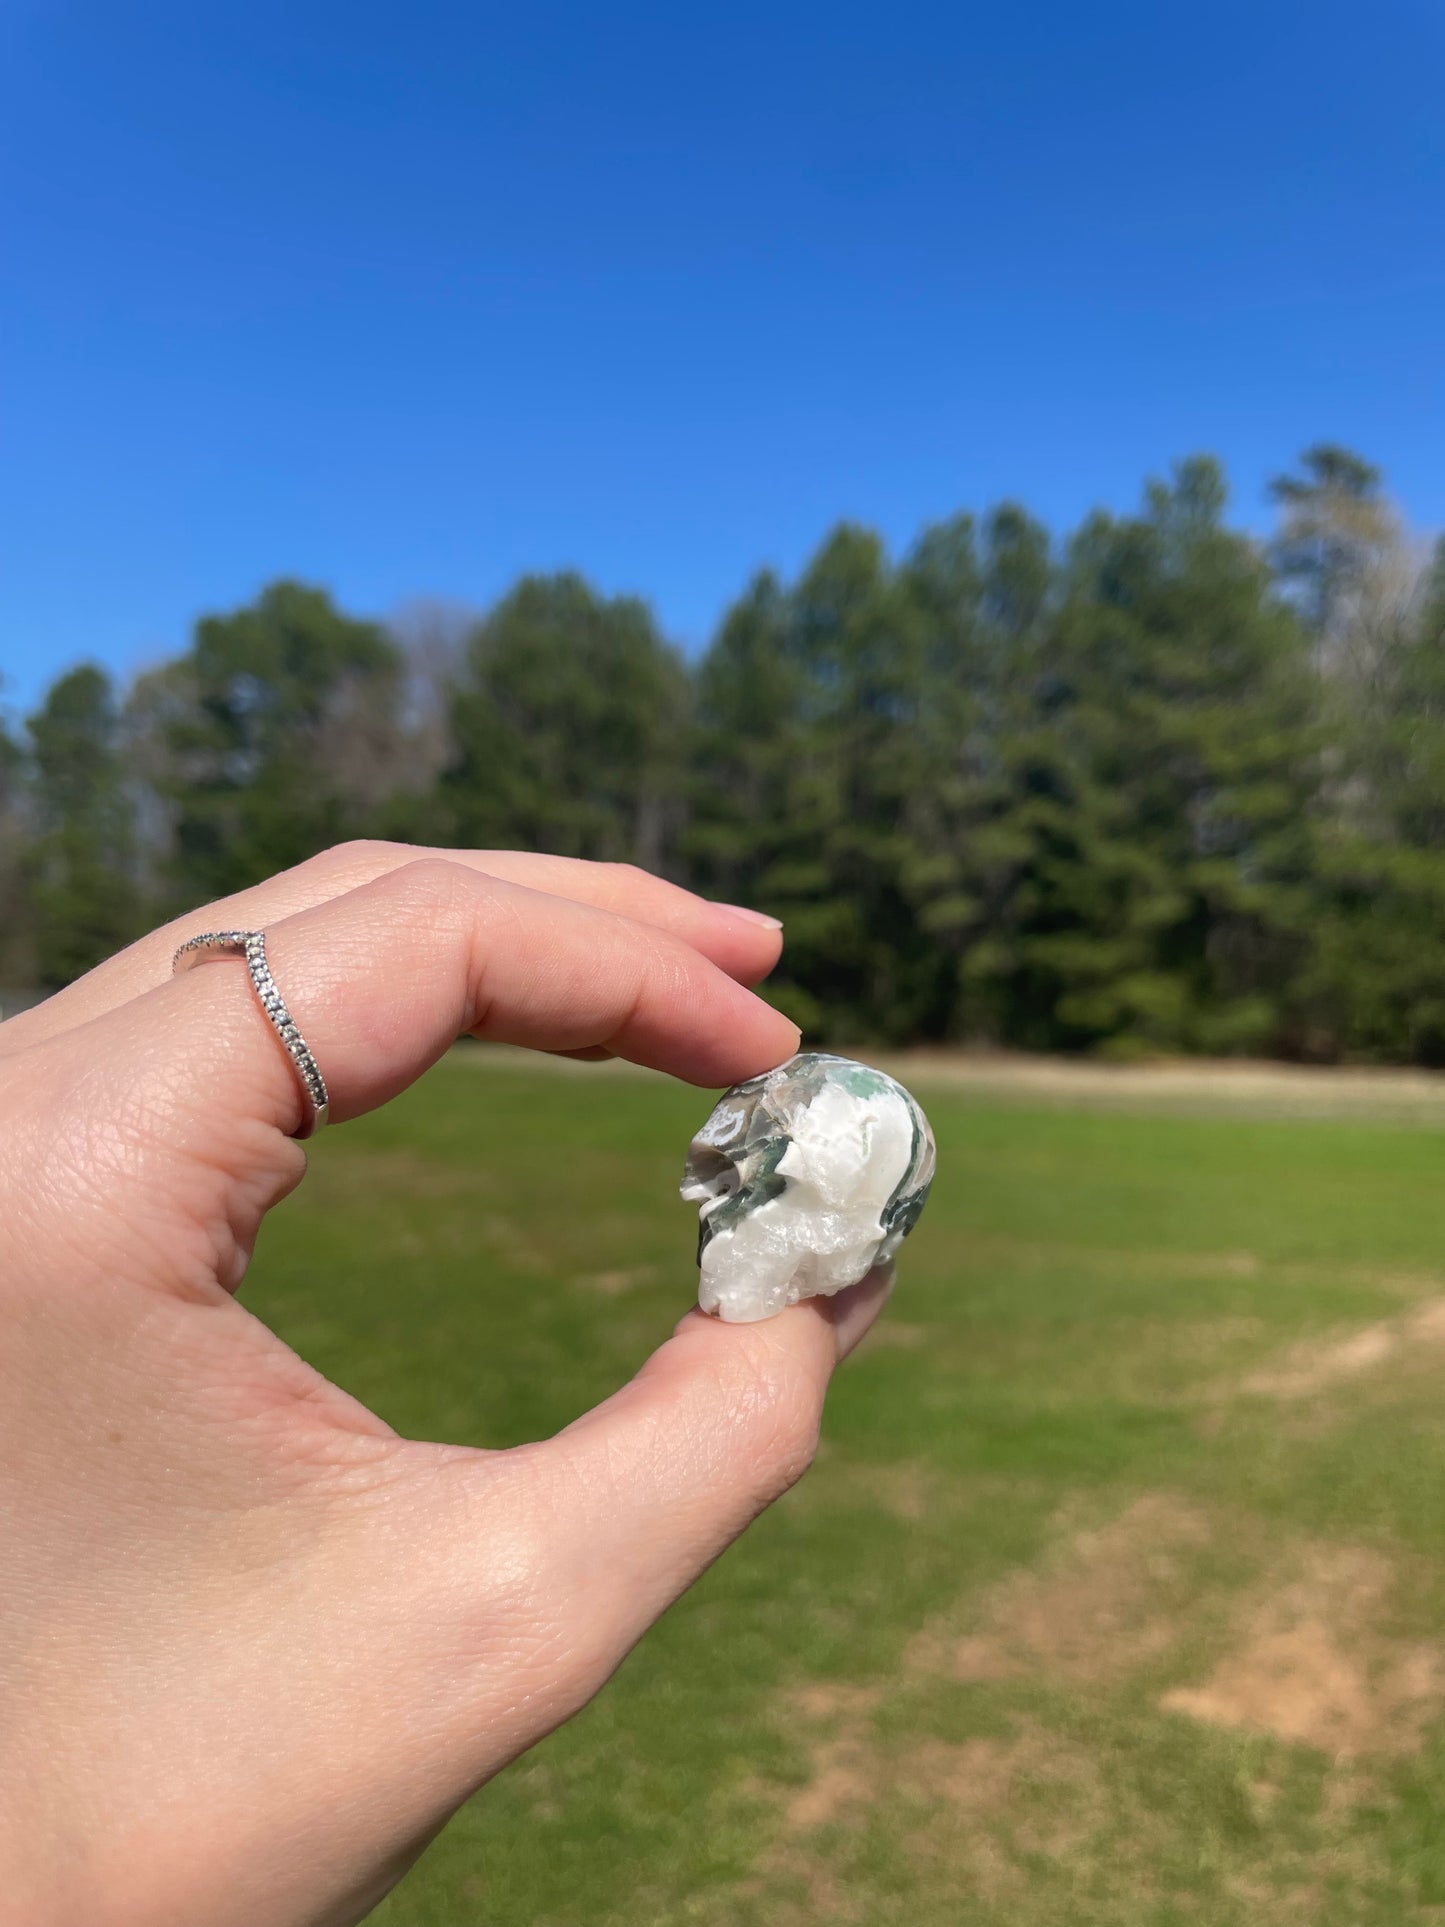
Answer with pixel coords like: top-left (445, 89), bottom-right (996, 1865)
top-left (3, 0), bottom-right (1442, 715)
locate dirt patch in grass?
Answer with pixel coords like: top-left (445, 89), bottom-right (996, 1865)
top-left (769, 1683), bottom-right (885, 1831)
top-left (869, 1462), bottom-right (934, 1523)
top-left (1161, 1545), bottom-right (1444, 1757)
top-left (783, 1744), bottom-right (871, 1831)
top-left (743, 1499), bottom-right (1200, 1902)
top-left (843, 1458), bottom-right (939, 1522)
top-left (573, 1265), bottom-right (656, 1296)
top-left (774, 1683), bottom-right (1102, 1841)
top-left (908, 1494), bottom-right (1212, 1686)
top-left (759, 1693), bottom-right (1115, 1919)
top-left (1239, 1297), bottom-right (1445, 1401)
top-left (788, 1682), bottom-right (885, 1723)
top-left (911, 1724), bottom-right (1107, 1849)
top-left (739, 1503), bottom-right (1437, 1923)
top-left (734, 1856), bottom-right (865, 1927)
top-left (901, 1493), bottom-right (1444, 1760)
top-left (798, 1450), bottom-right (966, 1526)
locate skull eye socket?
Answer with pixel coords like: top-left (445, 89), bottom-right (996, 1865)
top-left (684, 1146), bottom-right (743, 1203)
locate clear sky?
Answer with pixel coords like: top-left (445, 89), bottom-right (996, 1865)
top-left (3, 0), bottom-right (1441, 715)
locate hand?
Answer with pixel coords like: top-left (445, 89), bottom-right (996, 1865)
top-left (0, 844), bottom-right (891, 1927)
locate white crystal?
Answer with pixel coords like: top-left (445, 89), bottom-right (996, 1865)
top-left (680, 1053), bottom-right (935, 1323)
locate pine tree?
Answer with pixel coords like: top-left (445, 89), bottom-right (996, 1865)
top-left (441, 574), bottom-right (689, 871)
top-left (26, 665), bottom-right (140, 985)
top-left (996, 461), bottom-right (1319, 1055)
top-left (130, 581), bottom-right (406, 908)
top-left (1308, 538), bottom-right (1445, 1061)
top-left (0, 712), bottom-right (34, 984)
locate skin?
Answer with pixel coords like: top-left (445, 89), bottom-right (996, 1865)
top-left (0, 843), bottom-right (891, 1927)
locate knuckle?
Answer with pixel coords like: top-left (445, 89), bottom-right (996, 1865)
top-left (387, 854), bottom-right (482, 912)
top-left (310, 836), bottom-right (412, 882)
top-left (314, 836), bottom-right (407, 875)
top-left (604, 926), bottom-right (699, 1044)
top-left (635, 920), bottom-right (696, 990)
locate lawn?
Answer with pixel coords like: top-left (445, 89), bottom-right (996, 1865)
top-left (244, 1049), bottom-right (1445, 1926)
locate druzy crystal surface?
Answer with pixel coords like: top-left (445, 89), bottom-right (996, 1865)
top-left (680, 1053), bottom-right (936, 1323)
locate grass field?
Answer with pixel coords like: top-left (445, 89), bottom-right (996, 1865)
top-left (244, 1049), bottom-right (1445, 1925)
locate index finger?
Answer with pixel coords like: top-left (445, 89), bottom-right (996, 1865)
top-left (0, 842), bottom-right (783, 1058)
top-left (53, 857), bottom-right (800, 1158)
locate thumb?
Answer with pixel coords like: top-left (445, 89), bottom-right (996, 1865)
top-left (452, 1266), bottom-right (896, 1683)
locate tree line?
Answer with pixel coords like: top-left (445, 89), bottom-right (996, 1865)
top-left (4, 445), bottom-right (1445, 1061)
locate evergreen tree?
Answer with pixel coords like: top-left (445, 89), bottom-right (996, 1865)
top-left (687, 566), bottom-right (809, 922)
top-left (691, 528), bottom-right (940, 1038)
top-left (441, 574), bottom-right (688, 870)
top-left (919, 503), bottom-right (1057, 1043)
top-left (972, 462), bottom-right (1319, 1055)
top-left (8, 452), bottom-right (1444, 1065)
top-left (26, 665), bottom-right (140, 986)
top-left (1308, 537), bottom-right (1445, 1062)
top-left (1017, 456), bottom-right (1325, 1055)
top-left (131, 581), bottom-right (406, 908)
top-left (0, 711), bottom-right (34, 984)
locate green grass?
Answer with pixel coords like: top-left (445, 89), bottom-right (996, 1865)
top-left (245, 1050), bottom-right (1445, 1925)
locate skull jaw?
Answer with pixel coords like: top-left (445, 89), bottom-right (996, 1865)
top-left (696, 1208), bottom-right (888, 1323)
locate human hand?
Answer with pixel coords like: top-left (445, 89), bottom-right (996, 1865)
top-left (0, 844), bottom-right (891, 1927)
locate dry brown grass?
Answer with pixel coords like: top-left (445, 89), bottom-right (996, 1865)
top-left (1239, 1297), bottom-right (1445, 1401)
top-left (907, 1494), bottom-right (1213, 1686)
top-left (1162, 1546), bottom-right (1444, 1757)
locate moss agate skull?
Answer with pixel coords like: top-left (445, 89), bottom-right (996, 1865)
top-left (680, 1053), bottom-right (935, 1323)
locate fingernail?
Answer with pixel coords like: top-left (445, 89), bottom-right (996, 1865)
top-left (718, 903), bottom-right (783, 930)
top-left (829, 1264), bottom-right (896, 1361)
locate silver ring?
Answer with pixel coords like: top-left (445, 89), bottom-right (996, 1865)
top-left (172, 929), bottom-right (330, 1139)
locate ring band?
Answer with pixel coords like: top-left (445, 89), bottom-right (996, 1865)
top-left (172, 929), bottom-right (331, 1139)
